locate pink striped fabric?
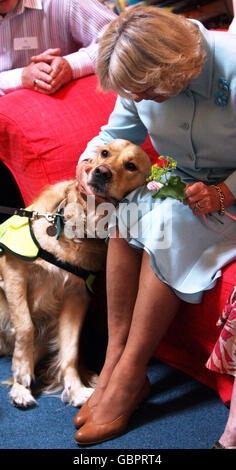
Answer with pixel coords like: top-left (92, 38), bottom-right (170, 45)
top-left (0, 0), bottom-right (116, 94)
top-left (206, 286), bottom-right (236, 378)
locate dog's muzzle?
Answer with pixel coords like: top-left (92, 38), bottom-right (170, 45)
top-left (89, 165), bottom-right (112, 193)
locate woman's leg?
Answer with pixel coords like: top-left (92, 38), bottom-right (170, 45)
top-left (218, 378), bottom-right (236, 447)
top-left (86, 248), bottom-right (180, 424)
top-left (88, 234), bottom-right (142, 407)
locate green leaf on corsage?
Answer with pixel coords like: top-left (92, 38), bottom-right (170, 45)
top-left (152, 175), bottom-right (186, 201)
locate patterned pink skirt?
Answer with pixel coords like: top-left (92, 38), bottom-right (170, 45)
top-left (206, 286), bottom-right (236, 377)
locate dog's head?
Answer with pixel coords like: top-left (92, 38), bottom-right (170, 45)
top-left (86, 139), bottom-right (151, 203)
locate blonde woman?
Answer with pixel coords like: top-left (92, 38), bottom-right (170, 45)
top-left (74, 7), bottom-right (236, 446)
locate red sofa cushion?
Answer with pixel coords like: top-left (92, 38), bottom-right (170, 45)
top-left (0, 76), bottom-right (116, 205)
top-left (0, 76), bottom-right (157, 206)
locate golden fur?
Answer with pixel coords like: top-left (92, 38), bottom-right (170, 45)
top-left (0, 139), bottom-right (151, 408)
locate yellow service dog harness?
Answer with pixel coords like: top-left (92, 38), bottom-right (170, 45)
top-left (0, 208), bottom-right (96, 296)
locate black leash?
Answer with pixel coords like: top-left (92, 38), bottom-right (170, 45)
top-left (0, 204), bottom-right (65, 233)
top-left (0, 205), bottom-right (35, 218)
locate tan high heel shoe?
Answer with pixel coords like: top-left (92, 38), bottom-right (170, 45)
top-left (74, 395), bottom-right (94, 429)
top-left (74, 377), bottom-right (151, 446)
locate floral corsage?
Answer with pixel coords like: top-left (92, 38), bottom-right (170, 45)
top-left (147, 156), bottom-right (223, 224)
top-left (146, 156), bottom-right (186, 201)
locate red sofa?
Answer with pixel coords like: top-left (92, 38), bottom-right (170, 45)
top-left (0, 75), bottom-right (234, 406)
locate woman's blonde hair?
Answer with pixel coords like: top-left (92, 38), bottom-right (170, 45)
top-left (96, 6), bottom-right (206, 98)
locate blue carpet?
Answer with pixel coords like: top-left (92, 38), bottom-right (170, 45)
top-left (0, 356), bottom-right (229, 450)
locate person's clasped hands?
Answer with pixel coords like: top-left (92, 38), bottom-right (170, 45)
top-left (21, 47), bottom-right (72, 95)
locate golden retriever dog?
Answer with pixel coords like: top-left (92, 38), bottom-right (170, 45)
top-left (0, 139), bottom-right (151, 408)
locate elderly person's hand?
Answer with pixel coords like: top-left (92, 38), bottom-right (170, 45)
top-left (31, 48), bottom-right (73, 94)
top-left (48, 56), bottom-right (73, 94)
top-left (31, 48), bottom-right (61, 64)
top-left (21, 61), bottom-right (53, 93)
top-left (184, 182), bottom-right (235, 215)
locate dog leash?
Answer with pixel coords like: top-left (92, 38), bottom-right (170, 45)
top-left (0, 202), bottom-right (65, 239)
top-left (0, 204), bottom-right (64, 222)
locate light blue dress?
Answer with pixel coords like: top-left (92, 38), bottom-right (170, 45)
top-left (80, 21), bottom-right (236, 303)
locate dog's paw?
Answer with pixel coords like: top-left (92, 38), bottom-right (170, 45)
top-left (61, 385), bottom-right (95, 407)
top-left (12, 363), bottom-right (34, 387)
top-left (9, 383), bottom-right (37, 408)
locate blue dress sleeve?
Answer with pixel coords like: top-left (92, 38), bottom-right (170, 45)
top-left (79, 96), bottom-right (148, 162)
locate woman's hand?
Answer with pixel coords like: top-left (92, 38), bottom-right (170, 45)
top-left (184, 181), bottom-right (235, 215)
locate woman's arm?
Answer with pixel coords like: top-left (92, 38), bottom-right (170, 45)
top-left (78, 96), bottom-right (148, 163)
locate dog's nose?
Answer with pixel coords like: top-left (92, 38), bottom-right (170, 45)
top-left (93, 165), bottom-right (112, 182)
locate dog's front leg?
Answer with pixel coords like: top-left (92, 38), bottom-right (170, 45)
top-left (58, 288), bottom-right (95, 407)
top-left (4, 276), bottom-right (36, 408)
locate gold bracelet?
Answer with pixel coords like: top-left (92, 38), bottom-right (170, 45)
top-left (213, 185), bottom-right (225, 215)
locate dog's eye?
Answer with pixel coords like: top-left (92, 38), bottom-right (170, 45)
top-left (125, 162), bottom-right (137, 172)
top-left (101, 150), bottom-right (110, 158)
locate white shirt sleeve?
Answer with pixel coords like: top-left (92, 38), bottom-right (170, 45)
top-left (0, 67), bottom-right (24, 95)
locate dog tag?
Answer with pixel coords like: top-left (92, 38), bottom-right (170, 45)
top-left (46, 225), bottom-right (57, 237)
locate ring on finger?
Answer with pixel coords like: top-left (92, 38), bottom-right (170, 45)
top-left (33, 79), bottom-right (38, 86)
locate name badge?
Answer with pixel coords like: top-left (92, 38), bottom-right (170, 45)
top-left (14, 36), bottom-right (38, 51)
